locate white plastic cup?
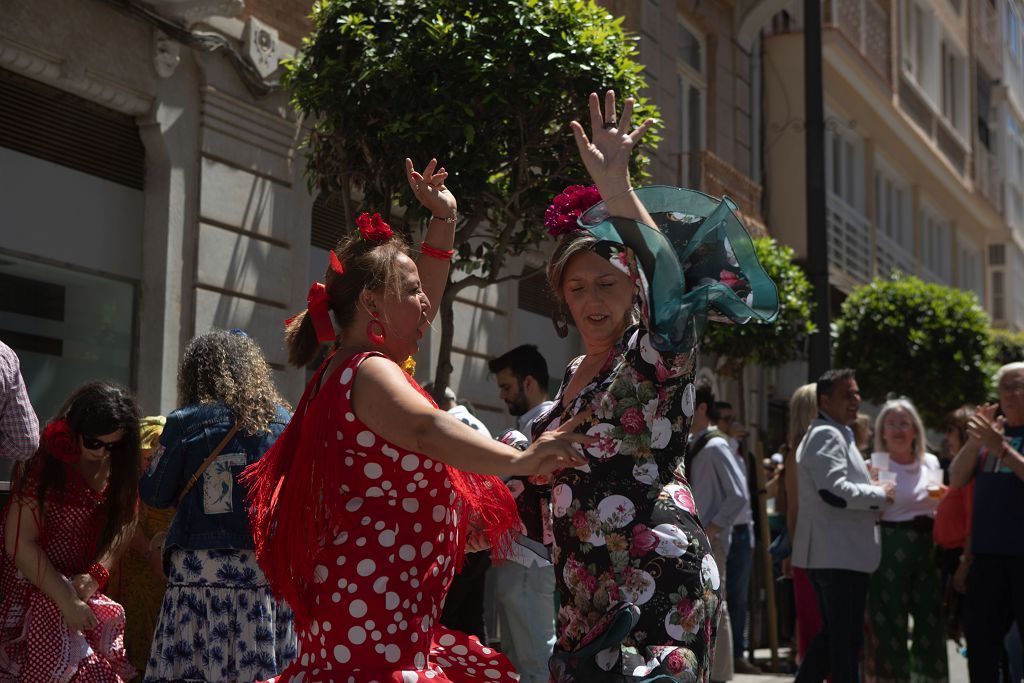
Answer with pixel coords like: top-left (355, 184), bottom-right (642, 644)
top-left (878, 470), bottom-right (898, 485)
top-left (871, 452), bottom-right (891, 471)
top-left (926, 468), bottom-right (944, 499)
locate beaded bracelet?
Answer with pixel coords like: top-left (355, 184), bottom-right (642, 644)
top-left (431, 214), bottom-right (457, 224)
top-left (420, 243), bottom-right (455, 261)
top-left (87, 562), bottom-right (110, 591)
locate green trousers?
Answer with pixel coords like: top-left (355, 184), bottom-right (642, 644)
top-left (865, 525), bottom-right (949, 683)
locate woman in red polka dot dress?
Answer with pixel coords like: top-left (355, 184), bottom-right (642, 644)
top-left (0, 382), bottom-right (141, 682)
top-left (243, 159), bottom-right (590, 683)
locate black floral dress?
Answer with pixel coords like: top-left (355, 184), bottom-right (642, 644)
top-left (536, 188), bottom-right (779, 682)
top-left (533, 310), bottom-right (719, 682)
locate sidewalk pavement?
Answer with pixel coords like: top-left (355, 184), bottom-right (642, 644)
top-left (734, 641), bottom-right (968, 683)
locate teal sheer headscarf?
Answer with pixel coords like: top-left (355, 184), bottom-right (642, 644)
top-left (579, 186), bottom-right (780, 352)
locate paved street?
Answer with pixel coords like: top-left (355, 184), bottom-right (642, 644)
top-left (734, 642), bottom-right (969, 682)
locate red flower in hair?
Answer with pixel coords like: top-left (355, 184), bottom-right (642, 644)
top-left (355, 212), bottom-right (394, 242)
top-left (44, 420), bottom-right (80, 464)
top-left (544, 185), bottom-right (603, 236)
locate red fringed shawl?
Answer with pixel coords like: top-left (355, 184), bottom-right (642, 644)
top-left (242, 352), bottom-right (520, 630)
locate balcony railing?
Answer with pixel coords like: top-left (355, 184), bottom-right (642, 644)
top-left (826, 192), bottom-right (871, 282)
top-left (919, 265), bottom-right (951, 286)
top-left (824, 0), bottom-right (891, 85)
top-left (897, 75), bottom-right (970, 177)
top-left (975, 143), bottom-right (1003, 213)
top-left (876, 230), bottom-right (916, 278)
top-left (677, 150), bottom-right (766, 235)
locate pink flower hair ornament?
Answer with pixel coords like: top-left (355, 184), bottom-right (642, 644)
top-left (544, 185), bottom-right (603, 237)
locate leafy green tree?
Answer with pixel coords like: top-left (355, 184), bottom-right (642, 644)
top-left (286, 0), bottom-right (659, 394)
top-left (701, 237), bottom-right (816, 420)
top-left (834, 275), bottom-right (993, 426)
top-left (991, 328), bottom-right (1024, 366)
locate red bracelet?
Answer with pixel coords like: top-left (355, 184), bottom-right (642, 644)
top-left (87, 562), bottom-right (109, 591)
top-left (420, 242), bottom-right (455, 260)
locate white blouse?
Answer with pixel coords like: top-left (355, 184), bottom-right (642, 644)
top-left (869, 453), bottom-right (942, 522)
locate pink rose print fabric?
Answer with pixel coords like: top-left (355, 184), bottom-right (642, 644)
top-left (530, 246), bottom-right (721, 682)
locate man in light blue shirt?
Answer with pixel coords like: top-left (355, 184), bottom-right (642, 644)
top-left (687, 385), bottom-right (747, 682)
top-left (487, 345), bottom-right (556, 683)
top-left (714, 401), bottom-right (761, 675)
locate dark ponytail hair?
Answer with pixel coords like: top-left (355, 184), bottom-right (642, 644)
top-left (287, 232), bottom-right (411, 367)
top-left (21, 382), bottom-right (141, 563)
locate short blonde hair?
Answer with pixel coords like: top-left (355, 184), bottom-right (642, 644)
top-left (874, 398), bottom-right (927, 461)
top-left (995, 362), bottom-right (1024, 387)
top-left (788, 383), bottom-right (818, 453)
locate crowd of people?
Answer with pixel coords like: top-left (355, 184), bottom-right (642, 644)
top-left (0, 87), bottom-right (1019, 683)
top-left (769, 365), bottom-right (1024, 683)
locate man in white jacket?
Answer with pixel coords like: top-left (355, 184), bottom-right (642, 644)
top-left (793, 368), bottom-right (894, 683)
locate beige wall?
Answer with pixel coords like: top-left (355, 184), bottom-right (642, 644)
top-left (601, 0), bottom-right (757, 184)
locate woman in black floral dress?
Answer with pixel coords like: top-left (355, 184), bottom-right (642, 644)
top-left (532, 91), bottom-right (779, 681)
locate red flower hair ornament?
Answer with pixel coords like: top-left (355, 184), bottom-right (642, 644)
top-left (44, 419), bottom-right (81, 464)
top-left (355, 212), bottom-right (394, 242)
top-left (544, 185), bottom-right (603, 237)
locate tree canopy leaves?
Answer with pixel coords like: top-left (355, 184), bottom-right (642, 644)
top-left (701, 237), bottom-right (816, 373)
top-left (833, 275), bottom-right (994, 426)
top-left (287, 0), bottom-right (660, 280)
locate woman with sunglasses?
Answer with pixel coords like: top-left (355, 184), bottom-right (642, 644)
top-left (139, 330), bottom-right (296, 683)
top-left (0, 381), bottom-right (141, 682)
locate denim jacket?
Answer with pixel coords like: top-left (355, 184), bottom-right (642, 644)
top-left (139, 402), bottom-right (290, 559)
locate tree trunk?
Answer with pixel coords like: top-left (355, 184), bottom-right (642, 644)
top-left (429, 281), bottom-right (457, 403)
top-left (736, 360), bottom-right (747, 426)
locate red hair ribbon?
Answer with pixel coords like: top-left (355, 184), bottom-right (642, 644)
top-left (329, 250), bottom-right (345, 275)
top-left (285, 282), bottom-right (336, 343)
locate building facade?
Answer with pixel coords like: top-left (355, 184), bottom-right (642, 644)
top-left (0, 0), bottom-right (322, 433)
top-left (0, 0), bottom-right (789, 446)
top-left (762, 0), bottom-right (1018, 332)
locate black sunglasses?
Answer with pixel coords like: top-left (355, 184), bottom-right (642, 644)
top-left (82, 436), bottom-right (125, 452)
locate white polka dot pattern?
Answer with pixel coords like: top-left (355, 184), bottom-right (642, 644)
top-left (255, 352), bottom-right (517, 683)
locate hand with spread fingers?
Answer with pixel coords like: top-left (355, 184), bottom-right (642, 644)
top-left (569, 90), bottom-right (655, 197)
top-left (405, 157), bottom-right (457, 222)
top-left (515, 410), bottom-right (593, 476)
top-left (967, 403), bottom-right (1005, 454)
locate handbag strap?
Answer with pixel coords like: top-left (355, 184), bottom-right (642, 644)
top-left (177, 422), bottom-right (240, 506)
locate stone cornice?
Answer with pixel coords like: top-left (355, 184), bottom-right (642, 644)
top-left (0, 35), bottom-right (153, 116)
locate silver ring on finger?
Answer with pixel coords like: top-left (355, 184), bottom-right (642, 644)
top-left (603, 121), bottom-right (616, 129)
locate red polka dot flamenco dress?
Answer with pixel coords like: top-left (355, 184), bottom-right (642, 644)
top-left (245, 352), bottom-right (521, 683)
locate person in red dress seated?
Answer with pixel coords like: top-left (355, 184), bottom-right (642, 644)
top-left (0, 382), bottom-right (141, 682)
top-left (243, 158), bottom-right (590, 683)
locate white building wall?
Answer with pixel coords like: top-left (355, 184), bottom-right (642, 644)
top-left (0, 0), bottom-right (314, 414)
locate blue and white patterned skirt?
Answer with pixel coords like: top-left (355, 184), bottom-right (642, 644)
top-left (144, 548), bottom-right (297, 683)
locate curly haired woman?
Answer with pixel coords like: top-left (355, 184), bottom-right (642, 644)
top-left (0, 381), bottom-right (141, 682)
top-left (140, 330), bottom-right (296, 683)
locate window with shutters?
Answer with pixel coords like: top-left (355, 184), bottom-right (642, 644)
top-left (921, 206), bottom-right (952, 284)
top-left (676, 17), bottom-right (706, 188)
top-left (0, 69), bottom-right (144, 189)
top-left (956, 237), bottom-right (984, 303)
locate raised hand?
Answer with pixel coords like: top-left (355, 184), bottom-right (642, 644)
top-left (570, 90), bottom-right (655, 196)
top-left (406, 157), bottom-right (457, 221)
